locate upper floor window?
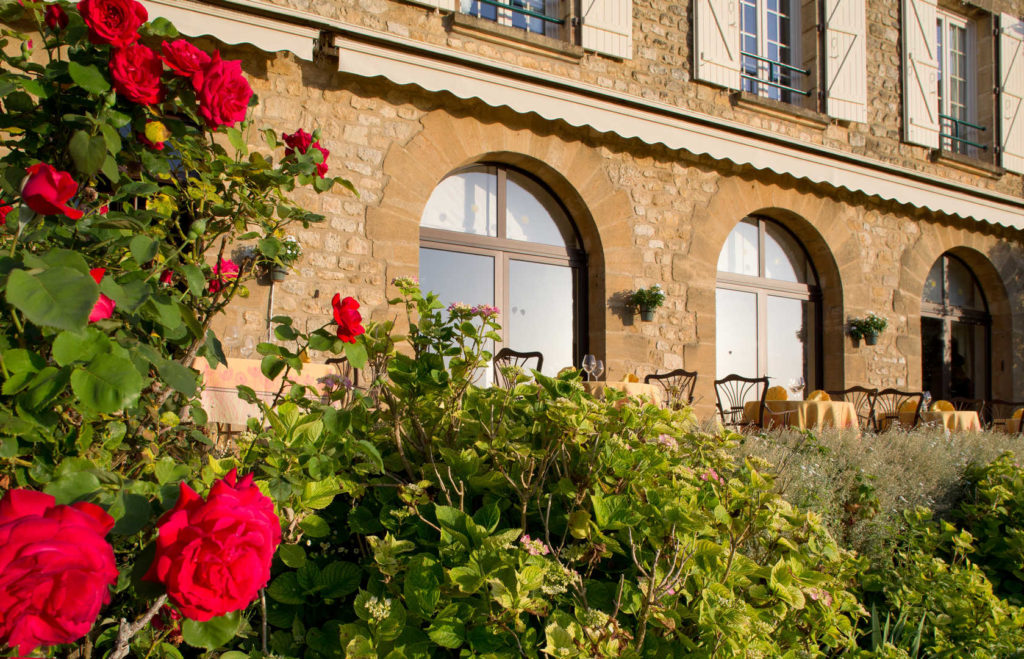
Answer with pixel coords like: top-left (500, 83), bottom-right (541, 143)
top-left (740, 0), bottom-right (807, 103)
top-left (460, 0), bottom-right (563, 38)
top-left (936, 10), bottom-right (980, 154)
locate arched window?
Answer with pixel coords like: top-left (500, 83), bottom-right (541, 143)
top-left (715, 216), bottom-right (821, 388)
top-left (921, 253), bottom-right (990, 399)
top-left (419, 164), bottom-right (585, 377)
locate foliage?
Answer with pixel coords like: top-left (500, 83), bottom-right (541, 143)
top-left (848, 313), bottom-right (888, 340)
top-left (0, 2), bottom-right (352, 655)
top-left (628, 284), bottom-right (665, 310)
top-left (243, 281), bottom-right (866, 658)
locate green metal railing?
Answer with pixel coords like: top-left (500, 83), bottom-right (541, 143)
top-left (939, 114), bottom-right (987, 151)
top-left (470, 0), bottom-right (564, 25)
top-left (740, 51), bottom-right (811, 97)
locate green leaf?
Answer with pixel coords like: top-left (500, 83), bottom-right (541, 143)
top-left (6, 267), bottom-right (97, 331)
top-left (71, 353), bottom-right (144, 413)
top-left (182, 264), bottom-right (205, 296)
top-left (68, 129), bottom-right (107, 177)
top-left (155, 358), bottom-right (197, 397)
top-left (427, 620), bottom-right (465, 649)
top-left (226, 127), bottom-right (247, 154)
top-left (278, 544), bottom-right (306, 568)
top-left (404, 555), bottom-right (442, 616)
top-left (261, 354), bottom-right (286, 380)
top-left (181, 611), bottom-right (241, 650)
top-left (344, 341), bottom-right (368, 369)
top-left (52, 328), bottom-right (110, 366)
top-left (320, 561), bottom-right (362, 599)
top-left (43, 470), bottom-right (101, 504)
top-left (267, 572), bottom-right (306, 605)
top-left (130, 235), bottom-right (159, 265)
top-left (99, 122), bottom-right (122, 155)
top-left (20, 366), bottom-right (70, 410)
top-left (110, 492), bottom-right (151, 535)
top-left (68, 61), bottom-right (110, 94)
top-left (300, 514), bottom-right (330, 538)
top-left (200, 330), bottom-right (226, 368)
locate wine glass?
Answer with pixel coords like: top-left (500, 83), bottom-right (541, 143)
top-left (592, 360), bottom-right (604, 381)
top-left (582, 354), bottom-right (597, 382)
top-left (788, 376), bottom-right (805, 400)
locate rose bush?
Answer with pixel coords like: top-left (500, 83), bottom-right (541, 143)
top-left (0, 490), bottom-right (118, 655)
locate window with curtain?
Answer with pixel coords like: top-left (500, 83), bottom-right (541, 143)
top-left (716, 217), bottom-right (821, 389)
top-left (419, 165), bottom-right (585, 380)
top-left (921, 253), bottom-right (990, 400)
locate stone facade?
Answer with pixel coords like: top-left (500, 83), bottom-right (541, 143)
top-left (208, 0), bottom-right (1024, 417)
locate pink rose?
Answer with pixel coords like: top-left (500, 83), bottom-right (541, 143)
top-left (194, 53), bottom-right (252, 129)
top-left (0, 490), bottom-right (118, 655)
top-left (88, 268), bottom-right (115, 322)
top-left (110, 43), bottom-right (163, 105)
top-left (160, 39), bottom-right (211, 79)
top-left (77, 0), bottom-right (147, 48)
top-left (22, 163), bottom-right (82, 220)
top-left (143, 470), bottom-right (281, 621)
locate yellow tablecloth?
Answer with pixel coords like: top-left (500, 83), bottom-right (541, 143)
top-left (897, 410), bottom-right (981, 431)
top-left (583, 381), bottom-right (663, 406)
top-left (742, 400), bottom-right (858, 430)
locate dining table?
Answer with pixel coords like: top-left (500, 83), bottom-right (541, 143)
top-left (741, 399), bottom-right (859, 431)
top-left (582, 380), bottom-right (663, 407)
top-left (896, 410), bottom-right (982, 432)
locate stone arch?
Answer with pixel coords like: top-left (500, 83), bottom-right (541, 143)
top-left (368, 108), bottom-right (637, 365)
top-left (682, 175), bottom-right (859, 409)
top-left (897, 227), bottom-right (1018, 398)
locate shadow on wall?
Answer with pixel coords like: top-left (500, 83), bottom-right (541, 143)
top-left (608, 290), bottom-right (635, 326)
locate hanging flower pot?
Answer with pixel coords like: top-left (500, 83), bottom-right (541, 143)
top-left (271, 264), bottom-right (288, 282)
top-left (864, 332), bottom-right (878, 346)
top-left (629, 284), bottom-right (665, 322)
top-left (639, 306), bottom-right (655, 322)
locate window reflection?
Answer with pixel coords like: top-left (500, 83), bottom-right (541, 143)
top-left (509, 260), bottom-right (574, 375)
top-left (716, 288), bottom-right (758, 377)
top-left (505, 171), bottom-right (570, 247)
top-left (766, 296), bottom-right (805, 385)
top-left (421, 168), bottom-right (497, 237)
top-left (717, 219), bottom-right (759, 276)
top-left (923, 260), bottom-right (943, 305)
top-left (419, 248), bottom-right (494, 309)
top-left (764, 222), bottom-right (806, 282)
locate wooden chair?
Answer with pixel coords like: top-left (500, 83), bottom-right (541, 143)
top-left (714, 374), bottom-right (788, 429)
top-left (827, 386), bottom-right (877, 430)
top-left (493, 348), bottom-right (544, 390)
top-left (645, 369), bottom-right (698, 410)
top-left (986, 399), bottom-right (1024, 434)
top-left (872, 389), bottom-right (925, 432)
top-left (951, 397), bottom-right (990, 427)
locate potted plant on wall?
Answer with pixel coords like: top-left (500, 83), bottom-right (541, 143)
top-left (259, 235), bottom-right (302, 282)
top-left (630, 284), bottom-right (665, 321)
top-left (849, 312), bottom-right (888, 345)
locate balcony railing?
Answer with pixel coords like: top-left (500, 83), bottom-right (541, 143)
top-left (467, 0), bottom-right (565, 26)
top-left (739, 51), bottom-right (811, 98)
top-left (939, 114), bottom-right (987, 152)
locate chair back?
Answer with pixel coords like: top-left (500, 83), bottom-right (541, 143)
top-left (493, 348), bottom-right (544, 389)
top-left (826, 386), bottom-right (877, 429)
top-left (986, 399), bottom-right (1024, 433)
top-left (644, 369), bottom-right (698, 409)
top-left (873, 389), bottom-right (924, 432)
top-left (714, 374), bottom-right (769, 428)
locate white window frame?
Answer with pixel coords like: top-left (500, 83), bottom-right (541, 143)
top-left (936, 9), bottom-right (978, 154)
top-left (739, 0), bottom-right (803, 102)
top-left (460, 0), bottom-right (561, 38)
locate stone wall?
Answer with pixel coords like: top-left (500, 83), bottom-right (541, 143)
top-left (215, 38), bottom-right (1024, 418)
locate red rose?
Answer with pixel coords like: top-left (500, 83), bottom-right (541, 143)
top-left (143, 470), bottom-right (281, 621)
top-left (78, 0), bottom-right (146, 47)
top-left (77, 0), bottom-right (147, 47)
top-left (89, 268), bottom-right (115, 322)
top-left (160, 39), bottom-right (210, 79)
top-left (0, 490), bottom-right (118, 655)
top-left (159, 269), bottom-right (173, 285)
top-left (22, 163), bottom-right (82, 220)
top-left (208, 258), bottom-right (238, 294)
top-left (283, 129), bottom-right (329, 178)
top-left (283, 129), bottom-right (313, 154)
top-left (194, 54), bottom-right (252, 128)
top-left (45, 4), bottom-right (68, 30)
top-left (332, 294), bottom-right (364, 343)
top-left (0, 203), bottom-right (11, 225)
top-left (110, 44), bottom-right (163, 105)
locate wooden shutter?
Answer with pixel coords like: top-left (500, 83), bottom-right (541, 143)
top-left (824, 0), bottom-right (867, 122)
top-left (581, 0), bottom-right (633, 60)
top-left (901, 0), bottom-right (939, 148)
top-left (1000, 13), bottom-right (1024, 173)
top-left (694, 0), bottom-right (740, 89)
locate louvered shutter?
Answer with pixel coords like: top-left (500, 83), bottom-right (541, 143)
top-left (901, 0), bottom-right (939, 148)
top-left (824, 0), bottom-right (867, 122)
top-left (694, 0), bottom-right (740, 89)
top-left (581, 0), bottom-right (633, 60)
top-left (1000, 13), bottom-right (1024, 173)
